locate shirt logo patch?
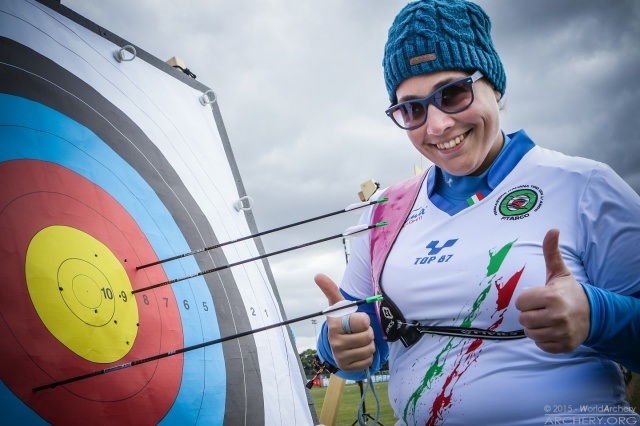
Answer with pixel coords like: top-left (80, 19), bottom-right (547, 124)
top-left (405, 206), bottom-right (426, 226)
top-left (414, 239), bottom-right (458, 266)
top-left (426, 239), bottom-right (458, 255)
top-left (494, 185), bottom-right (543, 220)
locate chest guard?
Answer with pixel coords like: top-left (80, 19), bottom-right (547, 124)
top-left (370, 170), bottom-right (427, 342)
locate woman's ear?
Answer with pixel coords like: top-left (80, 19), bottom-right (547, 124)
top-left (497, 91), bottom-right (507, 112)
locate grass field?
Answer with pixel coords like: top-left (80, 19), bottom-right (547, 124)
top-left (310, 381), bottom-right (398, 425)
top-left (310, 373), bottom-right (640, 425)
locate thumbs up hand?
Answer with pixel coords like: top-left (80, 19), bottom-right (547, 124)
top-left (314, 273), bottom-right (375, 372)
top-left (515, 229), bottom-right (591, 354)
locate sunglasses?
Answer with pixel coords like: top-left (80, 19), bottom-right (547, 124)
top-left (385, 71), bottom-right (484, 130)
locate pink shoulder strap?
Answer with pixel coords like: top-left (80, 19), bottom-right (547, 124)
top-left (370, 170), bottom-right (429, 334)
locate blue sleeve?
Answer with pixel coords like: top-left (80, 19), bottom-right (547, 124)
top-left (580, 164), bottom-right (640, 297)
top-left (578, 164), bottom-right (640, 372)
top-left (316, 289), bottom-right (389, 381)
top-left (581, 284), bottom-right (640, 372)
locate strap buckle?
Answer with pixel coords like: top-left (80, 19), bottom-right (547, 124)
top-left (379, 297), bottom-right (423, 348)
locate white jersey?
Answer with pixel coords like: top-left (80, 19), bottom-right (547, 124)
top-left (342, 141), bottom-right (640, 425)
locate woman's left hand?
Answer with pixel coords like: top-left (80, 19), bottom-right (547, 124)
top-left (515, 229), bottom-right (591, 353)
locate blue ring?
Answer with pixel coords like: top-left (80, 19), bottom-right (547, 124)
top-left (342, 314), bottom-right (352, 334)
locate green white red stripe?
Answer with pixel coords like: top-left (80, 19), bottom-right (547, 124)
top-left (467, 192), bottom-right (484, 206)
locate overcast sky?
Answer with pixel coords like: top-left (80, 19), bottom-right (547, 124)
top-left (61, 0), bottom-right (640, 352)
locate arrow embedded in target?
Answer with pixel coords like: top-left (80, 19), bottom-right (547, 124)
top-left (132, 221), bottom-right (388, 294)
top-left (136, 198), bottom-right (388, 269)
top-left (32, 294), bottom-right (383, 392)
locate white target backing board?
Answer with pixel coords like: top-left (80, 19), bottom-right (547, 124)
top-left (0, 0), bottom-right (316, 424)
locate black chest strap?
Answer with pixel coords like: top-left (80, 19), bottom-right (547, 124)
top-left (379, 293), bottom-right (526, 348)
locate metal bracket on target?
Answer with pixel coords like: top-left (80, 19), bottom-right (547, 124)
top-left (114, 45), bottom-right (137, 62)
top-left (234, 196), bottom-right (254, 212)
top-left (199, 89), bottom-right (217, 106)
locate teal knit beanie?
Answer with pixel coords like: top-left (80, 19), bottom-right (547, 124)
top-left (383, 0), bottom-right (506, 103)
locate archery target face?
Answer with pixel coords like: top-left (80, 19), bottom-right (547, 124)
top-left (0, 25), bottom-right (237, 426)
top-left (1, 2), bottom-right (314, 425)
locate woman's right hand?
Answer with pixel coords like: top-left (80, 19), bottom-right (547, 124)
top-left (314, 273), bottom-right (376, 372)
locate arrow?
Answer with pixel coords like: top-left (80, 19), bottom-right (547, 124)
top-left (132, 221), bottom-right (387, 295)
top-left (32, 294), bottom-right (383, 392)
top-left (136, 198), bottom-right (388, 269)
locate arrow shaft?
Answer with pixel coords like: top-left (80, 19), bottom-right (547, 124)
top-left (132, 229), bottom-right (357, 294)
top-left (32, 298), bottom-right (373, 392)
top-left (137, 198), bottom-right (387, 269)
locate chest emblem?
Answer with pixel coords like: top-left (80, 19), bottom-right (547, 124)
top-left (494, 185), bottom-right (544, 220)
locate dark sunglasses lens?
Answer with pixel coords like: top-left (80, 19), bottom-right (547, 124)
top-left (436, 81), bottom-right (473, 112)
top-left (392, 101), bottom-right (426, 129)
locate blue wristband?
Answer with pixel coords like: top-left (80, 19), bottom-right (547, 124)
top-left (581, 283), bottom-right (640, 372)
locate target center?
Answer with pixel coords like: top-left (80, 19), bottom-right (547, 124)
top-left (71, 273), bottom-right (102, 309)
top-left (26, 225), bottom-right (139, 363)
top-left (57, 258), bottom-right (114, 325)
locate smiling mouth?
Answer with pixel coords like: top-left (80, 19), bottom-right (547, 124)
top-left (436, 131), bottom-right (469, 150)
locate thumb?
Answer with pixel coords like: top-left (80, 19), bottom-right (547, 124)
top-left (542, 228), bottom-right (570, 284)
top-left (314, 273), bottom-right (345, 306)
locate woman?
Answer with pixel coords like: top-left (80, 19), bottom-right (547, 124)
top-left (315, 0), bottom-right (640, 425)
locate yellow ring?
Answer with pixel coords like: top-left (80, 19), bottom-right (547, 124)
top-left (26, 225), bottom-right (139, 363)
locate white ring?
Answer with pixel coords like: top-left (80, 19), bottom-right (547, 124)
top-left (114, 45), bottom-right (137, 62)
top-left (341, 314), bottom-right (352, 335)
top-left (199, 89), bottom-right (217, 105)
top-left (233, 196), bottom-right (254, 212)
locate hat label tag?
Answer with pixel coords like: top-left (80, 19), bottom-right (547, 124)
top-left (410, 53), bottom-right (436, 66)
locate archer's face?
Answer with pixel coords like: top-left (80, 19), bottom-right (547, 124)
top-left (396, 70), bottom-right (503, 176)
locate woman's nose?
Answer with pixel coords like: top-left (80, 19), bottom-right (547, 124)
top-left (425, 104), bottom-right (455, 136)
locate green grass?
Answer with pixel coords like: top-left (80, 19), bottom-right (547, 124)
top-left (310, 373), bottom-right (640, 425)
top-left (310, 381), bottom-right (398, 425)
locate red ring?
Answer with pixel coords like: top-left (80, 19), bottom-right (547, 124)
top-left (0, 160), bottom-right (183, 424)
